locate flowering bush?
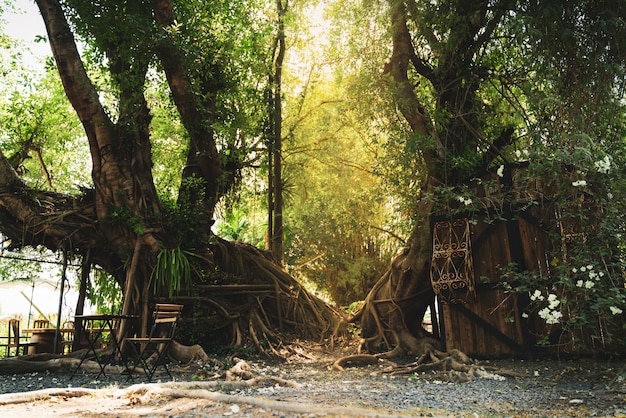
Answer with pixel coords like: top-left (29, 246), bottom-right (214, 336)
top-left (500, 144), bottom-right (626, 351)
top-left (439, 142), bottom-right (626, 353)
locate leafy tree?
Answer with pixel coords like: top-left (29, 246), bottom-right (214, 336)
top-left (350, 0), bottom-right (626, 356)
top-left (0, 0), bottom-right (342, 350)
top-left (267, 1), bottom-right (404, 306)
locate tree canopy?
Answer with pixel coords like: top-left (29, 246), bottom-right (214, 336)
top-left (0, 0), bottom-right (625, 357)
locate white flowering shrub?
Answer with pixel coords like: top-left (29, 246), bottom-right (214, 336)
top-left (429, 137), bottom-right (626, 353)
top-left (498, 144), bottom-right (626, 351)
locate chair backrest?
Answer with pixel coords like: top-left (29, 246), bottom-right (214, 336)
top-left (154, 304), bottom-right (183, 316)
top-left (150, 304), bottom-right (183, 339)
top-left (33, 319), bottom-right (49, 328)
top-left (61, 321), bottom-right (75, 339)
top-left (8, 319), bottom-right (20, 345)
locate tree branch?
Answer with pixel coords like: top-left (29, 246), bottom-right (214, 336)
top-left (383, 0), bottom-right (443, 163)
top-left (151, 0), bottom-right (225, 219)
top-left (0, 148), bottom-right (96, 252)
top-left (35, 0), bottom-right (114, 172)
top-left (479, 127), bottom-right (515, 170)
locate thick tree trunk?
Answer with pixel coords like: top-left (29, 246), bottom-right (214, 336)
top-left (36, 0), bottom-right (169, 333)
top-left (352, 191), bottom-right (437, 356)
top-left (1, 0), bottom-right (348, 358)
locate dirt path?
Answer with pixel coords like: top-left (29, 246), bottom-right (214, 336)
top-left (0, 357), bottom-right (624, 417)
top-left (0, 386), bottom-right (414, 417)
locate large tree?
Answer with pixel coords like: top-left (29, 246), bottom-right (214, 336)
top-left (0, 0), bottom-right (341, 351)
top-left (352, 0), bottom-right (626, 357)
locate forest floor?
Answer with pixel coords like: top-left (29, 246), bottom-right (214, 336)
top-left (0, 344), bottom-right (625, 417)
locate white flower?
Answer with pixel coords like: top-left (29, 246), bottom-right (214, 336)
top-left (599, 271), bottom-right (605, 277)
top-left (576, 280), bottom-right (584, 287)
top-left (530, 290), bottom-right (542, 301)
top-left (594, 155), bottom-right (611, 174)
top-left (546, 311), bottom-right (563, 324)
top-left (549, 299), bottom-right (560, 309)
top-left (457, 196), bottom-right (472, 206)
top-left (515, 150), bottom-right (522, 158)
top-left (572, 180), bottom-right (587, 187)
top-left (584, 280), bottom-right (595, 289)
top-left (572, 268), bottom-right (577, 273)
top-left (586, 264), bottom-right (593, 270)
top-left (580, 266), bottom-right (587, 272)
top-left (538, 307), bottom-right (550, 318)
top-left (547, 294), bottom-right (560, 309)
top-left (497, 165), bottom-right (505, 178)
top-left (607, 192), bottom-right (614, 200)
top-left (610, 306), bottom-right (623, 315)
top-left (538, 308), bottom-right (562, 324)
top-left (522, 312), bottom-right (529, 318)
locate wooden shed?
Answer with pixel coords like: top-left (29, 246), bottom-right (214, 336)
top-left (429, 165), bottom-right (566, 357)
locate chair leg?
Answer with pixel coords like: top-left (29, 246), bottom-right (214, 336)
top-left (129, 341), bottom-right (174, 382)
top-left (147, 343), bottom-right (173, 381)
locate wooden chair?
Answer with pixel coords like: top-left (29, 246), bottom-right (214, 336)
top-left (7, 319), bottom-right (37, 357)
top-left (33, 319), bottom-right (50, 328)
top-left (124, 304), bottom-right (183, 381)
top-left (0, 322), bottom-right (9, 356)
top-left (60, 320), bottom-right (75, 354)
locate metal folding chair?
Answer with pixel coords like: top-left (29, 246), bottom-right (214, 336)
top-left (124, 303), bottom-right (183, 381)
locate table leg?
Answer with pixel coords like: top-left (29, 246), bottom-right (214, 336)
top-left (70, 320), bottom-right (108, 379)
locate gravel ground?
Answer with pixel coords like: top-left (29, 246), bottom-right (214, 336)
top-left (0, 356), bottom-right (625, 417)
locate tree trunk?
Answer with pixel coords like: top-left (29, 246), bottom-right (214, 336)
top-left (352, 190), bottom-right (437, 356)
top-left (351, 1), bottom-right (503, 357)
top-left (268, 0), bottom-right (287, 263)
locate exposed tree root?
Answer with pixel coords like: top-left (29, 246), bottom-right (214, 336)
top-left (0, 387), bottom-right (100, 406)
top-left (0, 385), bottom-right (408, 417)
top-left (0, 355), bottom-right (103, 375)
top-left (339, 243), bottom-right (523, 381)
top-left (331, 354), bottom-right (396, 371)
top-left (333, 346), bottom-right (526, 382)
top-left (171, 239), bottom-right (348, 357)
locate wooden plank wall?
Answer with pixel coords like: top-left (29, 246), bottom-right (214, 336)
top-left (437, 167), bottom-right (558, 357)
top-left (440, 216), bottom-right (531, 356)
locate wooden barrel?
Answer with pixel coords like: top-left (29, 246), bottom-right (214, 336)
top-left (28, 329), bottom-right (60, 354)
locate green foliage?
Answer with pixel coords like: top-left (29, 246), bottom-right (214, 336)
top-left (86, 267), bottom-right (122, 314)
top-left (151, 245), bottom-right (194, 298)
top-left (0, 65), bottom-right (88, 192)
top-left (216, 208), bottom-right (250, 242)
top-left (0, 248), bottom-right (44, 282)
top-left (102, 206), bottom-right (145, 235)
